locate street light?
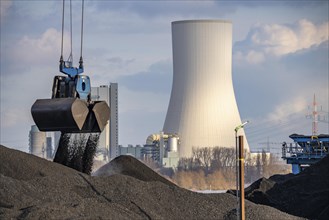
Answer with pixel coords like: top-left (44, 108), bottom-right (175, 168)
top-left (235, 121), bottom-right (249, 220)
top-left (235, 121), bottom-right (249, 132)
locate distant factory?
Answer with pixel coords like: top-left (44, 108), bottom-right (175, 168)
top-left (29, 125), bottom-right (52, 159)
top-left (91, 83), bottom-right (119, 161)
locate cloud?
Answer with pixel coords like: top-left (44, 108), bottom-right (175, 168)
top-left (266, 97), bottom-right (307, 122)
top-left (245, 50), bottom-right (265, 64)
top-left (3, 28), bottom-right (70, 72)
top-left (107, 57), bottom-right (135, 68)
top-left (12, 1), bottom-right (58, 20)
top-left (234, 19), bottom-right (329, 64)
top-left (0, 0), bottom-right (12, 20)
top-left (253, 19), bottom-right (328, 56)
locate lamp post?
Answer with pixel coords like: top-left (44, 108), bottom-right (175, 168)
top-left (234, 121), bottom-right (249, 220)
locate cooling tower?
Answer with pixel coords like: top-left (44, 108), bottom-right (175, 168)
top-left (163, 20), bottom-right (249, 158)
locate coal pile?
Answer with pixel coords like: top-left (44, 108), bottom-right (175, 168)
top-left (243, 155), bottom-right (329, 220)
top-left (1, 145), bottom-right (303, 219)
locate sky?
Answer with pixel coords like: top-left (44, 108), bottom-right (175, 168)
top-left (1, 0), bottom-right (328, 155)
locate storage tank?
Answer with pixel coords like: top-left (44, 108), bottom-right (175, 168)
top-left (46, 137), bottom-right (53, 159)
top-left (163, 20), bottom-right (249, 158)
top-left (29, 125), bottom-right (46, 158)
top-left (168, 137), bottom-right (178, 152)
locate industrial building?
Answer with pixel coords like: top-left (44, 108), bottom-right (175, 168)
top-left (29, 125), bottom-right (52, 159)
top-left (117, 145), bottom-right (143, 159)
top-left (143, 133), bottom-right (180, 168)
top-left (91, 83), bottom-right (119, 161)
top-left (163, 20), bottom-right (249, 158)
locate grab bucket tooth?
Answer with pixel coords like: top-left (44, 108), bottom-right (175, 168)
top-left (92, 101), bottom-right (110, 132)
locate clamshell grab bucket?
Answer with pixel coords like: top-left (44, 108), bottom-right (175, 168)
top-left (31, 98), bottom-right (110, 133)
top-left (31, 98), bottom-right (89, 132)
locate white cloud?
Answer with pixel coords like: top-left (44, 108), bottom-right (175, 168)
top-left (252, 19), bottom-right (328, 56)
top-left (234, 19), bottom-right (329, 64)
top-left (13, 28), bottom-right (69, 64)
top-left (267, 96), bottom-right (308, 122)
top-left (245, 50), bottom-right (265, 64)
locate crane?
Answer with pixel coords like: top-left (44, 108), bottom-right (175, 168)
top-left (31, 0), bottom-right (110, 174)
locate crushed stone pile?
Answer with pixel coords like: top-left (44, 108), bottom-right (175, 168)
top-left (243, 155), bottom-right (329, 220)
top-left (1, 145), bottom-right (303, 219)
top-left (93, 155), bottom-right (175, 186)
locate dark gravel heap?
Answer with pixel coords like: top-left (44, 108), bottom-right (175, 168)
top-left (1, 145), bottom-right (303, 219)
top-left (93, 155), bottom-right (175, 186)
top-left (243, 155), bottom-right (329, 220)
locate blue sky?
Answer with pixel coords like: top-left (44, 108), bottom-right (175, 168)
top-left (1, 0), bottom-right (328, 155)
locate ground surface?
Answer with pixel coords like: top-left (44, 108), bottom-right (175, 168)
top-left (1, 145), bottom-right (304, 219)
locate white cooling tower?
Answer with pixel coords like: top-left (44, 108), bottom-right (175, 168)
top-left (163, 20), bottom-right (249, 158)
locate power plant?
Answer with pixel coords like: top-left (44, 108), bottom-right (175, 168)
top-left (29, 125), bottom-right (53, 159)
top-left (163, 20), bottom-right (249, 158)
top-left (91, 84), bottom-right (119, 161)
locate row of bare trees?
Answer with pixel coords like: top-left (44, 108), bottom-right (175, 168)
top-left (168, 147), bottom-right (290, 190)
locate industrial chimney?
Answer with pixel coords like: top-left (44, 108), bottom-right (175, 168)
top-left (163, 20), bottom-right (249, 158)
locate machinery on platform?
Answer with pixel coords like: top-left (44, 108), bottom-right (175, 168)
top-left (282, 134), bottom-right (329, 174)
top-left (31, 0), bottom-right (110, 173)
top-left (281, 95), bottom-right (328, 174)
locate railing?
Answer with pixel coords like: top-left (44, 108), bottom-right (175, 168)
top-left (282, 142), bottom-right (328, 159)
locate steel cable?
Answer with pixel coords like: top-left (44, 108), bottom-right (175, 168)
top-left (60, 0), bottom-right (65, 60)
top-left (80, 0), bottom-right (84, 60)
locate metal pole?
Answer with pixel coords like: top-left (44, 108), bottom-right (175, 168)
top-left (235, 130), bottom-right (239, 220)
top-left (239, 135), bottom-right (245, 220)
top-left (234, 121), bottom-right (249, 220)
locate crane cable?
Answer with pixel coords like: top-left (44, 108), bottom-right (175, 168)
top-left (60, 0), bottom-right (65, 61)
top-left (68, 0), bottom-right (73, 63)
top-left (80, 0), bottom-right (84, 64)
top-left (60, 0), bottom-right (85, 65)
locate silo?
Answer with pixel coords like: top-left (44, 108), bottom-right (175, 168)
top-left (29, 125), bottom-right (46, 158)
top-left (163, 20), bottom-right (249, 158)
top-left (46, 137), bottom-right (53, 159)
top-left (168, 137), bottom-right (178, 152)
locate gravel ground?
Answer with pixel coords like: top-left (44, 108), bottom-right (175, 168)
top-left (1, 145), bottom-right (304, 219)
top-left (242, 155), bottom-right (329, 220)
